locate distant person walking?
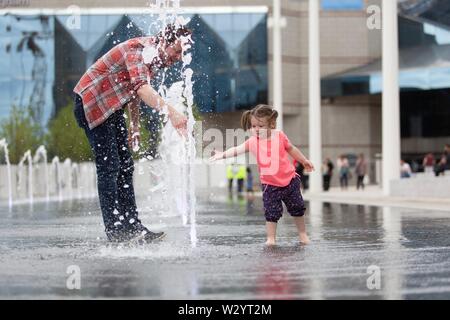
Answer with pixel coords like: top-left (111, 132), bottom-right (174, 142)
top-left (400, 160), bottom-right (412, 178)
top-left (355, 153), bottom-right (367, 190)
top-left (446, 144), bottom-right (450, 170)
top-left (337, 155), bottom-right (350, 190)
top-left (434, 144), bottom-right (450, 177)
top-left (246, 167), bottom-right (255, 195)
top-left (236, 165), bottom-right (247, 194)
top-left (322, 157), bottom-right (334, 191)
top-left (422, 153), bottom-right (434, 174)
top-left (227, 164), bottom-right (236, 194)
top-left (294, 160), bottom-right (308, 190)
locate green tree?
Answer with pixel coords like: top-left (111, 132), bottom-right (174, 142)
top-left (191, 103), bottom-right (203, 122)
top-left (0, 105), bottom-right (45, 164)
top-left (46, 102), bottom-right (92, 162)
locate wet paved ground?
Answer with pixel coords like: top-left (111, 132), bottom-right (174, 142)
top-left (1, 192), bottom-right (450, 300)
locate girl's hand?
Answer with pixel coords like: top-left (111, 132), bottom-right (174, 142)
top-left (209, 150), bottom-right (224, 162)
top-left (302, 160), bottom-right (315, 173)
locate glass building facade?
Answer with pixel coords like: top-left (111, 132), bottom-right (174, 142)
top-left (0, 11), bottom-right (268, 127)
top-left (321, 16), bottom-right (450, 140)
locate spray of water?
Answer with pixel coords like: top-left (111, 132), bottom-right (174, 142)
top-left (0, 139), bottom-right (13, 211)
top-left (143, 2), bottom-right (198, 247)
top-left (33, 145), bottom-right (49, 202)
top-left (51, 156), bottom-right (63, 202)
top-left (18, 150), bottom-right (33, 205)
top-left (71, 162), bottom-right (81, 199)
top-left (63, 158), bottom-right (73, 199)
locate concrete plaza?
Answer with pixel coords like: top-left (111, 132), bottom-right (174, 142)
top-left (0, 191), bottom-right (449, 299)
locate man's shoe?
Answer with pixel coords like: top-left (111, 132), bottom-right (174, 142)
top-left (143, 230), bottom-right (166, 242)
top-left (130, 223), bottom-right (166, 244)
top-left (107, 223), bottom-right (165, 244)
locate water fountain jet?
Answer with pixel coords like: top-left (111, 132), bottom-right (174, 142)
top-left (0, 139), bottom-right (13, 211)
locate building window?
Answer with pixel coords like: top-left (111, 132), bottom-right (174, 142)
top-left (321, 0), bottom-right (364, 11)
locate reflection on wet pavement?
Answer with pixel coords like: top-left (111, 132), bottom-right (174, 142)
top-left (1, 192), bottom-right (450, 299)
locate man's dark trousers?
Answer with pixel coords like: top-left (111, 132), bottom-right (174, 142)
top-left (73, 95), bottom-right (141, 235)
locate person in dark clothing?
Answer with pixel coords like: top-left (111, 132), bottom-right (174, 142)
top-left (355, 153), bottom-right (367, 190)
top-left (295, 161), bottom-right (308, 190)
top-left (434, 144), bottom-right (450, 176)
top-left (323, 157), bottom-right (334, 191)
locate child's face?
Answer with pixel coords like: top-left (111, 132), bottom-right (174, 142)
top-left (250, 116), bottom-right (272, 138)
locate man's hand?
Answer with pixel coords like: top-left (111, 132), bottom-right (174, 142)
top-left (128, 125), bottom-right (140, 152)
top-left (136, 85), bottom-right (188, 138)
top-left (168, 107), bottom-right (188, 138)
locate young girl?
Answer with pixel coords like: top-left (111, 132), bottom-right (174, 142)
top-left (210, 104), bottom-right (314, 246)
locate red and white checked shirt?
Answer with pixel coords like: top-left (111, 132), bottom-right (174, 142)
top-left (74, 37), bottom-right (156, 129)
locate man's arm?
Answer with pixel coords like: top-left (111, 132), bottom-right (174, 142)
top-left (124, 48), bottom-right (187, 137)
top-left (137, 84), bottom-right (187, 136)
top-left (137, 84), bottom-right (181, 118)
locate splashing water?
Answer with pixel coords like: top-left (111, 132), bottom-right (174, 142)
top-left (33, 145), bottom-right (49, 202)
top-left (144, 2), bottom-right (198, 247)
top-left (18, 150), bottom-right (33, 205)
top-left (63, 158), bottom-right (73, 199)
top-left (51, 156), bottom-right (63, 202)
top-left (0, 139), bottom-right (13, 211)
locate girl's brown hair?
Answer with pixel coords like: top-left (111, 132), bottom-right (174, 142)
top-left (241, 104), bottom-right (278, 130)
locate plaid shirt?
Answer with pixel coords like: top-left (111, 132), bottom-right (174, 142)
top-left (74, 37), bottom-right (156, 129)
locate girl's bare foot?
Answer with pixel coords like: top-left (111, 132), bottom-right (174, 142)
top-left (265, 239), bottom-right (276, 246)
top-left (299, 234), bottom-right (310, 245)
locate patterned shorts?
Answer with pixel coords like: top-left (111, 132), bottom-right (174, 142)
top-left (262, 175), bottom-right (306, 223)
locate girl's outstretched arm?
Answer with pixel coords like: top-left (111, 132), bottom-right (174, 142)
top-left (209, 143), bottom-right (248, 162)
top-left (287, 145), bottom-right (315, 172)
